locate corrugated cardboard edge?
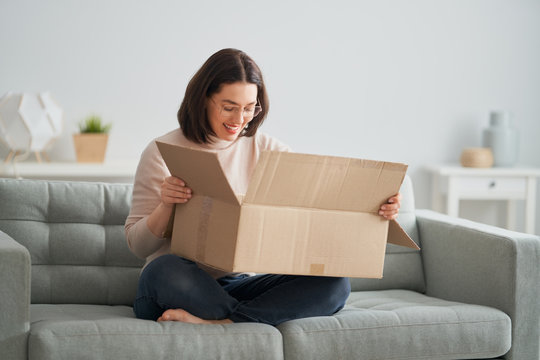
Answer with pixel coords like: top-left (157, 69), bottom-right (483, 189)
top-left (383, 163), bottom-right (419, 250)
top-left (388, 220), bottom-right (420, 250)
top-left (155, 141), bottom-right (240, 205)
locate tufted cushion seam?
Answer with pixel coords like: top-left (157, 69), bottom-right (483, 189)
top-left (32, 329), bottom-right (280, 338)
top-left (0, 218), bottom-right (127, 226)
top-left (283, 317), bottom-right (508, 334)
top-left (31, 263), bottom-right (142, 268)
top-left (101, 185), bottom-right (106, 225)
top-left (347, 301), bottom-right (462, 308)
top-left (347, 297), bottom-right (450, 305)
top-left (4, 178), bottom-right (132, 188)
top-left (321, 349), bottom-right (506, 360)
top-left (45, 182), bottom-right (52, 223)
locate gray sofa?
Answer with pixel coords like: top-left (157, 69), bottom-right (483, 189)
top-left (0, 176), bottom-right (538, 360)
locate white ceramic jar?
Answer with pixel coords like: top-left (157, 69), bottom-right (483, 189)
top-left (482, 111), bottom-right (519, 167)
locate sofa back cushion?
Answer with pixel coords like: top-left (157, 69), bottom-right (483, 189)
top-left (0, 179), bottom-right (144, 306)
top-left (349, 175), bottom-right (425, 292)
top-left (0, 176), bottom-right (425, 305)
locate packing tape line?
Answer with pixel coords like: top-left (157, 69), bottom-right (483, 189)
top-left (196, 196), bottom-right (214, 261)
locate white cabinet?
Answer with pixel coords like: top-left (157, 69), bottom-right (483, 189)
top-left (430, 165), bottom-right (540, 234)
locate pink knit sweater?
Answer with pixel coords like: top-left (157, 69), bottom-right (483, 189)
top-left (125, 128), bottom-right (290, 279)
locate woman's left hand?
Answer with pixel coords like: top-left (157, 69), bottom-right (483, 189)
top-left (379, 193), bottom-right (402, 220)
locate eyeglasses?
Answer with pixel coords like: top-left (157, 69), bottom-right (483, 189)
top-left (210, 98), bottom-right (262, 120)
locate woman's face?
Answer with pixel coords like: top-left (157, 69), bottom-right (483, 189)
top-left (207, 82), bottom-right (258, 142)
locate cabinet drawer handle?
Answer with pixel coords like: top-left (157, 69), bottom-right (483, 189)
top-left (489, 181), bottom-right (496, 189)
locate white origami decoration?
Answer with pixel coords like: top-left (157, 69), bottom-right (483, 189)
top-left (0, 92), bottom-right (63, 163)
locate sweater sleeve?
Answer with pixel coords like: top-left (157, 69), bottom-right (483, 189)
top-left (124, 140), bottom-right (171, 259)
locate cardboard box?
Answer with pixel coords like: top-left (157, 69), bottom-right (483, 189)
top-left (157, 141), bottom-right (419, 278)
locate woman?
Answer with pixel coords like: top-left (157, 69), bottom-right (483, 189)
top-left (125, 48), bottom-right (401, 326)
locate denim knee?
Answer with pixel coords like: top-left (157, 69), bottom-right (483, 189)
top-left (134, 254), bottom-right (238, 321)
top-left (323, 276), bottom-right (351, 312)
top-left (138, 254), bottom-right (199, 296)
top-left (134, 255), bottom-right (198, 320)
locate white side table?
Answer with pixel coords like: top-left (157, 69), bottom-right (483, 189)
top-left (0, 160), bottom-right (139, 183)
top-left (429, 165), bottom-right (540, 234)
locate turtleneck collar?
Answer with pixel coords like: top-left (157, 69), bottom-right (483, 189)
top-left (200, 134), bottom-right (241, 151)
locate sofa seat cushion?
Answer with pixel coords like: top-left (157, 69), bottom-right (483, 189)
top-left (29, 304), bottom-right (283, 360)
top-left (277, 290), bottom-right (510, 360)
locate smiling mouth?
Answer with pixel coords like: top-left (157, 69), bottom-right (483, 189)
top-left (224, 123), bottom-right (241, 131)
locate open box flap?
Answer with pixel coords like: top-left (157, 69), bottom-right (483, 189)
top-left (388, 220), bottom-right (420, 250)
top-left (156, 141), bottom-right (239, 205)
top-left (245, 151), bottom-right (408, 212)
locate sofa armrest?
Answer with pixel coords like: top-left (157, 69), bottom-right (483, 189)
top-left (0, 230), bottom-right (31, 359)
top-left (416, 209), bottom-right (540, 360)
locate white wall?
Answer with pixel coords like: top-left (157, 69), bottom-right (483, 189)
top-left (1, 0), bottom-right (540, 233)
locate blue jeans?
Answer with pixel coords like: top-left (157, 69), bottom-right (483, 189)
top-left (134, 254), bottom-right (351, 326)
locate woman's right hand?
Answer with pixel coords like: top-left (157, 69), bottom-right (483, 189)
top-left (160, 176), bottom-right (192, 208)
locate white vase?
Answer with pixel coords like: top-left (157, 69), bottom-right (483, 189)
top-left (482, 111), bottom-right (519, 167)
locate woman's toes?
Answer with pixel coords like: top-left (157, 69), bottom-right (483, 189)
top-left (158, 309), bottom-right (206, 324)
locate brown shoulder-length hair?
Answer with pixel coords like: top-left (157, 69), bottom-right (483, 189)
top-left (177, 48), bottom-right (269, 144)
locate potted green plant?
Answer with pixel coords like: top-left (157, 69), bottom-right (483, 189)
top-left (73, 115), bottom-right (112, 163)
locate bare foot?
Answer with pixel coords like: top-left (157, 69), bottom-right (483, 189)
top-left (157, 309), bottom-right (232, 325)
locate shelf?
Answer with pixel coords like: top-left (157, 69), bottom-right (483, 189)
top-left (0, 160), bottom-right (139, 183)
